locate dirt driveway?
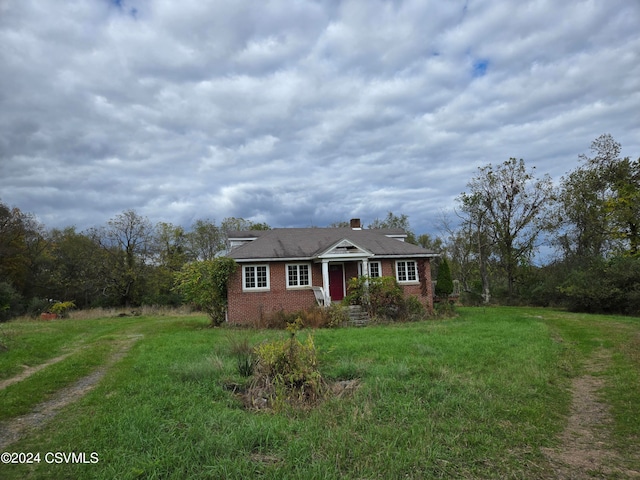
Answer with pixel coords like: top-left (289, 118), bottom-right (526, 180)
top-left (0, 334), bottom-right (142, 450)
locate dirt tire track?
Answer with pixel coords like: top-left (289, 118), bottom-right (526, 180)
top-left (543, 349), bottom-right (640, 479)
top-left (0, 334), bottom-right (142, 450)
top-left (0, 353), bottom-right (75, 391)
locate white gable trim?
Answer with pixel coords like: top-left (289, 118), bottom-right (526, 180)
top-left (316, 238), bottom-right (373, 260)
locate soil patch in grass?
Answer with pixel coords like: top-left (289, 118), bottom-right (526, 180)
top-left (543, 349), bottom-right (640, 479)
top-left (0, 334), bottom-right (142, 450)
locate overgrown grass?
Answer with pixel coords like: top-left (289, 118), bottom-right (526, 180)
top-left (540, 309), bottom-right (640, 467)
top-left (0, 343), bottom-right (112, 421)
top-left (0, 308), bottom-right (638, 479)
top-left (0, 316), bottom-right (141, 381)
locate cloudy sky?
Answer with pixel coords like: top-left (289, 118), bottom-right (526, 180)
top-left (1, 0), bottom-right (639, 236)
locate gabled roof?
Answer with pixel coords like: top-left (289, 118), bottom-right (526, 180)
top-left (227, 228), bottom-right (438, 261)
top-left (318, 238), bottom-right (373, 259)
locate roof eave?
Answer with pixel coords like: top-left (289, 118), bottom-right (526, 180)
top-left (231, 256), bottom-right (313, 263)
top-left (230, 253), bottom-right (439, 262)
top-left (374, 253), bottom-right (440, 258)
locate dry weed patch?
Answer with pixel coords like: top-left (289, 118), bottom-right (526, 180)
top-left (233, 319), bottom-right (360, 412)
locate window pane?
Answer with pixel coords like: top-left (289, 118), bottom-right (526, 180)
top-left (397, 262), bottom-right (407, 281)
top-left (288, 265), bottom-right (298, 286)
top-left (245, 267), bottom-right (255, 288)
top-left (408, 262), bottom-right (417, 281)
top-left (299, 265), bottom-right (309, 285)
top-left (370, 262), bottom-right (380, 277)
top-left (257, 266), bottom-right (267, 287)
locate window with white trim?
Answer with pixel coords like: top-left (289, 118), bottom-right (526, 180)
top-left (396, 260), bottom-right (418, 282)
top-left (369, 261), bottom-right (381, 278)
top-left (287, 263), bottom-right (311, 287)
top-left (243, 265), bottom-right (269, 290)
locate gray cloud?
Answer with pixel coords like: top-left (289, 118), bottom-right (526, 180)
top-left (1, 0), bottom-right (639, 236)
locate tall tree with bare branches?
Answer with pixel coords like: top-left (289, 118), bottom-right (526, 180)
top-left (458, 158), bottom-right (555, 299)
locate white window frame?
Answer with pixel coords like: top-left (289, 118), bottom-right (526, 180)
top-left (242, 264), bottom-right (270, 291)
top-left (368, 261), bottom-right (381, 278)
top-left (287, 263), bottom-right (312, 288)
top-left (395, 260), bottom-right (418, 283)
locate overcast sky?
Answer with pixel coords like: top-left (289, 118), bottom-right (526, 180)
top-left (1, 0), bottom-right (639, 236)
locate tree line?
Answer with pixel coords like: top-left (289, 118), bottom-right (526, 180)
top-left (1, 134), bottom-right (638, 319)
top-left (0, 211), bottom-right (268, 319)
top-left (448, 134), bottom-right (640, 314)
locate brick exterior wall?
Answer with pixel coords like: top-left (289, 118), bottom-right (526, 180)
top-left (227, 258), bottom-right (433, 325)
top-left (377, 258), bottom-right (434, 313)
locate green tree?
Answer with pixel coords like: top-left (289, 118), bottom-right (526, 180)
top-left (417, 232), bottom-right (444, 280)
top-left (0, 282), bottom-right (20, 321)
top-left (434, 258), bottom-right (454, 297)
top-left (155, 222), bottom-right (189, 269)
top-left (46, 227), bottom-right (107, 308)
top-left (0, 201), bottom-right (48, 305)
top-left (416, 233), bottom-right (443, 252)
top-left (606, 156), bottom-right (640, 256)
top-left (558, 256), bottom-right (640, 315)
top-left (368, 212), bottom-right (417, 244)
top-left (188, 217), bottom-right (270, 259)
top-left (0, 202), bottom-right (30, 293)
top-left (147, 222), bottom-right (189, 305)
top-left (220, 217), bottom-right (270, 251)
top-left (557, 134), bottom-right (639, 258)
top-left (556, 166), bottom-right (611, 258)
top-left (537, 135), bottom-right (640, 314)
top-left (186, 219), bottom-right (224, 261)
top-left (173, 257), bottom-right (237, 326)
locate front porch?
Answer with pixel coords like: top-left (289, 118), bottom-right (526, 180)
top-left (314, 259), bottom-right (372, 306)
top-left (311, 237), bottom-right (375, 306)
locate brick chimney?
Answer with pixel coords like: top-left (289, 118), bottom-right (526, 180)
top-left (350, 218), bottom-right (362, 230)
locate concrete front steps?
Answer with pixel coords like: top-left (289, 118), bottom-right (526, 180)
top-left (346, 305), bottom-right (370, 327)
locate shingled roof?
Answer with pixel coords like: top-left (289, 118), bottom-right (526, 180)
top-left (227, 227), bottom-right (438, 261)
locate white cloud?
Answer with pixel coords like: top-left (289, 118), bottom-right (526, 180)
top-left (1, 0), bottom-right (639, 236)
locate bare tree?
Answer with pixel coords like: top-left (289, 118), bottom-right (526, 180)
top-left (458, 158), bottom-right (555, 299)
top-left (452, 198), bottom-right (493, 303)
top-left (90, 209), bottom-right (154, 306)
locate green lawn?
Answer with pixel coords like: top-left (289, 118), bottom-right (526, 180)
top-left (0, 307), bottom-right (638, 479)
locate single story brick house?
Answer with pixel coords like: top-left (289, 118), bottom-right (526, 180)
top-left (226, 219), bottom-right (439, 324)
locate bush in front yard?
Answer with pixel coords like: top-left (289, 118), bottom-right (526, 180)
top-left (247, 319), bottom-right (325, 411)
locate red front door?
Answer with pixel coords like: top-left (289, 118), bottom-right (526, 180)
top-left (329, 264), bottom-right (345, 301)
